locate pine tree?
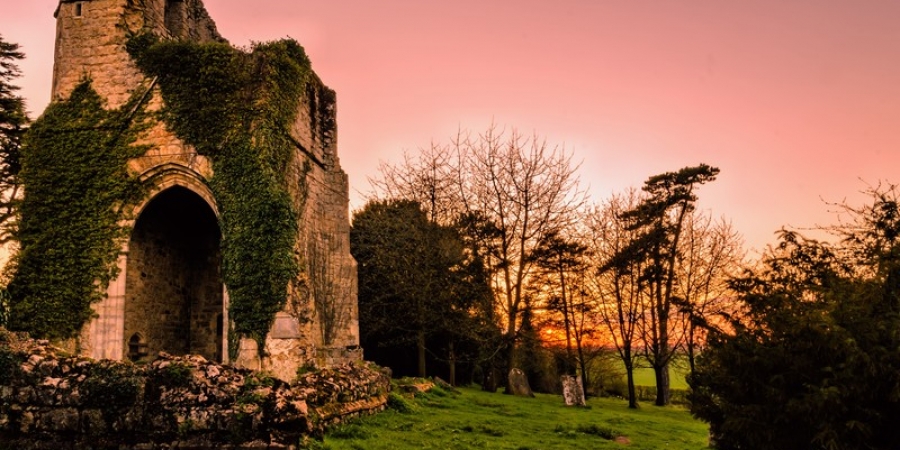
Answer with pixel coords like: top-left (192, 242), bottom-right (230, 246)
top-left (0, 34), bottom-right (27, 243)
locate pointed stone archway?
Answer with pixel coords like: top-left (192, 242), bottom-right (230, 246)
top-left (83, 165), bottom-right (229, 363)
top-left (122, 185), bottom-right (224, 362)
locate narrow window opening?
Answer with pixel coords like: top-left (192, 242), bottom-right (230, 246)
top-left (74, 2), bottom-right (83, 18)
top-left (128, 333), bottom-right (149, 361)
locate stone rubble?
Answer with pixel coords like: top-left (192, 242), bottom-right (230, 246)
top-left (0, 329), bottom-right (390, 449)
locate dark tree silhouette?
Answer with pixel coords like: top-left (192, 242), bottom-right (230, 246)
top-left (611, 164), bottom-right (719, 406)
top-left (0, 34), bottom-right (27, 243)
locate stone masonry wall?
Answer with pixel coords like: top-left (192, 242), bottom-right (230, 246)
top-left (53, 0), bottom-right (223, 107)
top-left (51, 0), bottom-right (360, 376)
top-left (0, 330), bottom-right (389, 449)
top-left (243, 76), bottom-right (360, 379)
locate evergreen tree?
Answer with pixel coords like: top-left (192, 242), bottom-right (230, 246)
top-left (611, 164), bottom-right (719, 405)
top-left (690, 185), bottom-right (900, 449)
top-left (0, 34), bottom-right (27, 243)
top-left (351, 199), bottom-right (479, 378)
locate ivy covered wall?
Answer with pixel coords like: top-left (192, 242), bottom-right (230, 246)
top-left (9, 34), bottom-right (315, 351)
top-left (126, 33), bottom-right (311, 353)
top-left (9, 82), bottom-right (148, 340)
top-left (8, 0), bottom-right (358, 374)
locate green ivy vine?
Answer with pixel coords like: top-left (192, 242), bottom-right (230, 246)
top-left (9, 82), bottom-right (149, 340)
top-left (126, 33), bottom-right (310, 353)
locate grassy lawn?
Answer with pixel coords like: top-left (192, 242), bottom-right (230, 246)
top-left (314, 386), bottom-right (709, 449)
top-left (632, 365), bottom-right (689, 389)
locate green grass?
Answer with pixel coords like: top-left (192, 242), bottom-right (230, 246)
top-left (631, 365), bottom-right (689, 389)
top-left (313, 386), bottom-right (709, 449)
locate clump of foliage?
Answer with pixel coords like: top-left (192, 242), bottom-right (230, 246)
top-left (8, 82), bottom-right (148, 339)
top-left (127, 33), bottom-right (311, 352)
top-left (574, 423), bottom-right (619, 440)
top-left (351, 199), bottom-right (496, 381)
top-left (0, 347), bottom-right (21, 380)
top-left (386, 391), bottom-right (414, 413)
top-left (690, 185), bottom-right (900, 449)
top-left (0, 287), bottom-right (10, 328)
top-left (328, 423), bottom-right (372, 440)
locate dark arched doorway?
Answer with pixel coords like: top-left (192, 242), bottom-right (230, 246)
top-left (123, 186), bottom-right (223, 362)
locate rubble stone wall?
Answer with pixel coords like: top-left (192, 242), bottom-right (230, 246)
top-left (0, 330), bottom-right (389, 449)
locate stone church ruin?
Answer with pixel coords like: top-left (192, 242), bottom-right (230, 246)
top-left (33, 0), bottom-right (359, 380)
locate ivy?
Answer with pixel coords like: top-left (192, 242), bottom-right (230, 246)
top-left (8, 82), bottom-right (148, 340)
top-left (7, 31), bottom-right (313, 351)
top-left (127, 34), bottom-right (310, 353)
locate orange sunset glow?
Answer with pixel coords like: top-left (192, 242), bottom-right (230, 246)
top-left (4, 1), bottom-right (900, 252)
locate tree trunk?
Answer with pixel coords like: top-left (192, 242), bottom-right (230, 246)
top-left (625, 362), bottom-right (638, 409)
top-left (558, 264), bottom-right (575, 375)
top-left (575, 333), bottom-right (588, 398)
top-left (654, 363), bottom-right (670, 406)
top-left (417, 329), bottom-right (426, 378)
top-left (482, 364), bottom-right (498, 392)
top-left (449, 341), bottom-right (457, 386)
top-left (687, 325), bottom-right (697, 378)
top-left (503, 328), bottom-right (517, 394)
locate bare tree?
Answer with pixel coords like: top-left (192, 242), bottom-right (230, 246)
top-left (369, 143), bottom-right (461, 225)
top-left (585, 189), bottom-right (646, 408)
top-left (454, 125), bottom-right (586, 385)
top-left (673, 211), bottom-right (744, 376)
top-left (368, 124), bottom-right (586, 390)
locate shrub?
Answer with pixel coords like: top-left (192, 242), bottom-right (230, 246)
top-left (691, 187), bottom-right (900, 449)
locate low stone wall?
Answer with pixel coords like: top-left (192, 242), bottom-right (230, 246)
top-left (0, 329), bottom-right (390, 449)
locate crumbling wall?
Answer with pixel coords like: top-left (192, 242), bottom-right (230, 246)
top-left (0, 330), bottom-right (389, 449)
top-left (49, 0), bottom-right (360, 376)
top-left (52, 0), bottom-right (223, 107)
top-left (238, 73), bottom-right (360, 379)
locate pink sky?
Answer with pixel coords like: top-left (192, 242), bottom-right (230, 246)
top-left (4, 1), bottom-right (900, 253)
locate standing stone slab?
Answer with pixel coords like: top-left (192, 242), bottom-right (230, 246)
top-left (508, 368), bottom-right (535, 397)
top-left (561, 375), bottom-right (586, 406)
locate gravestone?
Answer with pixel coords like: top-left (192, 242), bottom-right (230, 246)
top-left (508, 368), bottom-right (535, 397)
top-left (561, 375), bottom-right (586, 406)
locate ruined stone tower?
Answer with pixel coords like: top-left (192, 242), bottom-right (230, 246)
top-left (50, 0), bottom-right (359, 380)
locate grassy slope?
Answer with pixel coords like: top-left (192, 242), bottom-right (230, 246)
top-left (318, 386), bottom-right (708, 450)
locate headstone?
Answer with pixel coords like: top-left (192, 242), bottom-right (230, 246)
top-left (432, 376), bottom-right (460, 393)
top-left (482, 366), bottom-right (498, 392)
top-left (561, 375), bottom-right (586, 406)
top-left (508, 368), bottom-right (535, 397)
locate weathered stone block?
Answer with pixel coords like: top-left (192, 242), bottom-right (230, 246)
top-left (508, 368), bottom-right (535, 397)
top-left (561, 375), bottom-right (586, 406)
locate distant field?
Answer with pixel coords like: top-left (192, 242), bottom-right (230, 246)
top-left (314, 385), bottom-right (709, 450)
top-left (632, 364), bottom-right (690, 389)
